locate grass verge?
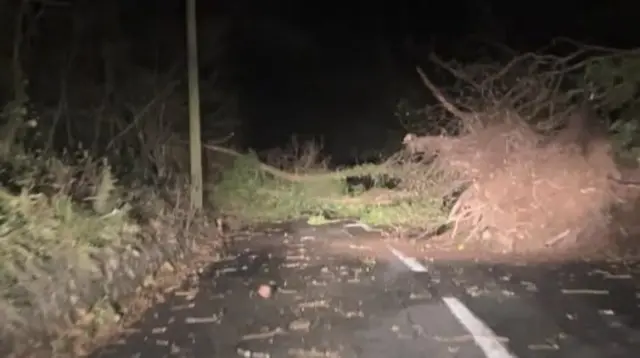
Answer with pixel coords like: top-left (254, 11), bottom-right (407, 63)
top-left (211, 151), bottom-right (448, 230)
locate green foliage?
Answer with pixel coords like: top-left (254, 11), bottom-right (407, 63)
top-left (0, 142), bottom-right (160, 353)
top-left (585, 56), bottom-right (640, 108)
top-left (213, 153), bottom-right (344, 220)
top-left (0, 0), bottom-right (237, 351)
top-left (92, 160), bottom-right (118, 215)
top-left (0, 146), bottom-right (133, 293)
top-left (584, 53), bottom-right (640, 164)
top-left (212, 152), bottom-right (447, 228)
top-left (0, 189), bottom-right (133, 290)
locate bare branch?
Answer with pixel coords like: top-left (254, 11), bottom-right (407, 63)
top-left (429, 53), bottom-right (482, 92)
top-left (106, 77), bottom-right (180, 150)
top-left (553, 37), bottom-right (640, 54)
top-left (209, 132), bottom-right (235, 145)
top-left (415, 66), bottom-right (470, 122)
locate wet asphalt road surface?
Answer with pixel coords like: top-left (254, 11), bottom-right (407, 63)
top-left (91, 220), bottom-right (640, 358)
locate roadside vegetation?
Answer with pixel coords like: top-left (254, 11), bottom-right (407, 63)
top-left (215, 40), bottom-right (640, 259)
top-left (211, 145), bottom-right (447, 229)
top-left (0, 2), bottom-right (228, 356)
top-left (1, 1), bottom-right (640, 355)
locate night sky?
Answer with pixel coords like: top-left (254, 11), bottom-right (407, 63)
top-left (122, 0), bottom-right (637, 162)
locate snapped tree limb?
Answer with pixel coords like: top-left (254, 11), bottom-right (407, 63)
top-left (202, 143), bottom-right (395, 182)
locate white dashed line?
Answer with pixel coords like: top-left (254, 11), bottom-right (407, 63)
top-left (386, 245), bottom-right (428, 272)
top-left (387, 245), bottom-right (516, 358)
top-left (442, 297), bottom-right (516, 358)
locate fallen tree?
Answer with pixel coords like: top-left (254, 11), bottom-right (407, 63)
top-left (400, 42), bottom-right (640, 256)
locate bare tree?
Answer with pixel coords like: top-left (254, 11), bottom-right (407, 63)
top-left (186, 0), bottom-right (203, 209)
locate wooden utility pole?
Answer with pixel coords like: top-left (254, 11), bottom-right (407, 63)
top-left (186, 0), bottom-right (203, 209)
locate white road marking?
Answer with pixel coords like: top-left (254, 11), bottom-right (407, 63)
top-left (442, 297), bottom-right (516, 358)
top-left (386, 245), bottom-right (428, 272)
top-left (344, 222), bottom-right (381, 232)
top-left (387, 245), bottom-right (516, 358)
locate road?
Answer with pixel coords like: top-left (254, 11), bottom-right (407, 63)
top-left (90, 220), bottom-right (640, 358)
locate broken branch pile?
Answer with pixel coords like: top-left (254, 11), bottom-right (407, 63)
top-left (403, 46), bottom-right (640, 255)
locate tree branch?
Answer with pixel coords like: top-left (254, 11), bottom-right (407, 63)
top-left (415, 66), bottom-right (471, 122)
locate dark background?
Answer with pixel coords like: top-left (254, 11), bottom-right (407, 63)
top-left (2, 0), bottom-right (638, 165)
top-left (190, 0), bottom-right (636, 159)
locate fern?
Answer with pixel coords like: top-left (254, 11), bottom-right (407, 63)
top-left (92, 160), bottom-right (117, 214)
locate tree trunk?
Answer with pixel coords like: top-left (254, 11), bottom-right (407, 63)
top-left (186, 0), bottom-right (203, 209)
